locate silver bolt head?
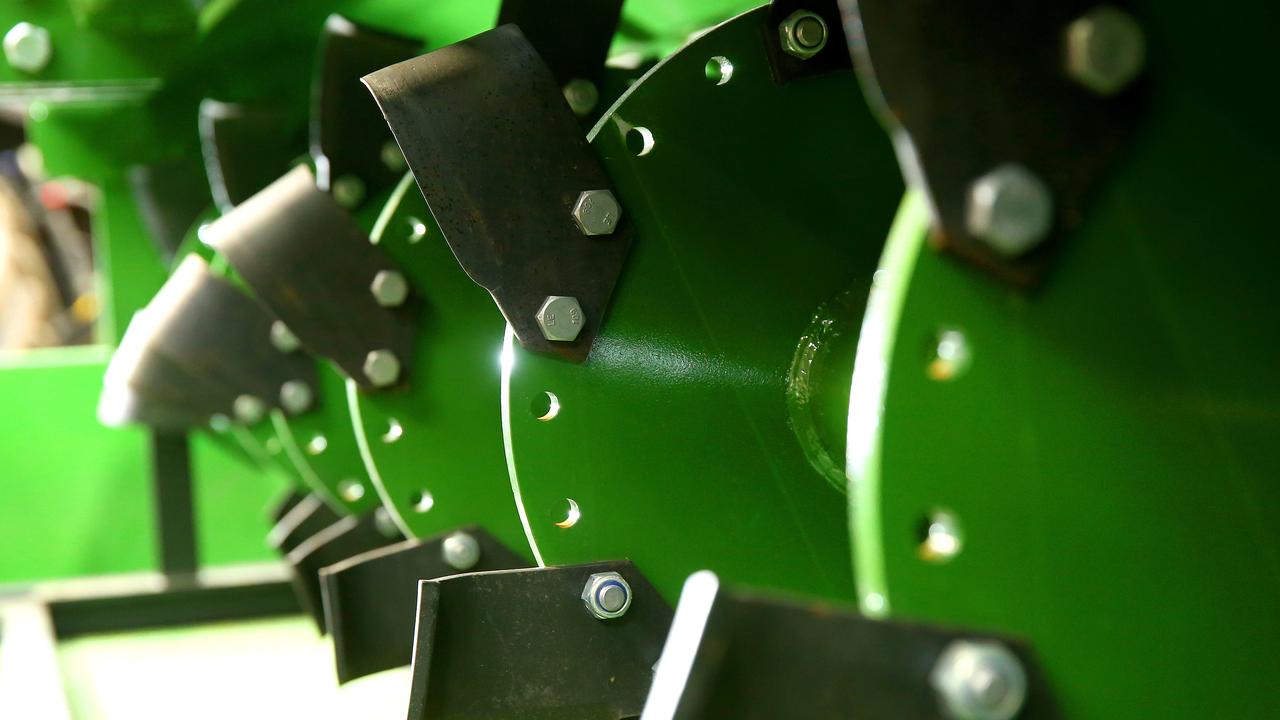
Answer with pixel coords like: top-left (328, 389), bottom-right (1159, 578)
top-left (279, 380), bottom-right (313, 415)
top-left (4, 23), bottom-right (52, 74)
top-left (779, 11), bottom-right (828, 60)
top-left (381, 140), bottom-right (407, 171)
top-left (370, 269), bottom-right (409, 307)
top-left (233, 394), bottom-right (266, 425)
top-left (931, 640), bottom-right (1028, 720)
top-left (332, 174), bottom-right (366, 208)
top-left (581, 571), bottom-right (632, 620)
top-left (572, 189), bottom-right (622, 236)
top-left (1066, 6), bottom-right (1146, 95)
top-left (966, 163), bottom-right (1054, 257)
top-left (563, 78), bottom-right (600, 117)
top-left (363, 349), bottom-right (401, 387)
top-left (535, 296), bottom-right (586, 342)
top-left (270, 320), bottom-right (300, 353)
top-left (441, 531), bottom-right (482, 571)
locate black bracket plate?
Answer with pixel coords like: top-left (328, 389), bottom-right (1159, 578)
top-left (311, 15), bottom-right (420, 197)
top-left (267, 493), bottom-right (342, 556)
top-left (320, 526), bottom-right (529, 683)
top-left (126, 255), bottom-right (317, 418)
top-left (643, 571), bottom-right (1060, 719)
top-left (284, 509), bottom-right (404, 631)
top-left (496, 0), bottom-right (623, 86)
top-left (842, 0), bottom-right (1144, 286)
top-left (198, 99), bottom-right (305, 212)
top-left (363, 25), bottom-right (634, 362)
top-left (407, 560), bottom-right (672, 719)
top-left (203, 165), bottom-right (417, 390)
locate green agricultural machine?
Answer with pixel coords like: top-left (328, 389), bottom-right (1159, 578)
top-left (0, 0), bottom-right (1275, 717)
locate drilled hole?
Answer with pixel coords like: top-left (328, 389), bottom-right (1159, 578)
top-left (409, 490), bottom-right (434, 513)
top-left (917, 509), bottom-right (963, 562)
top-left (406, 217), bottom-right (428, 244)
top-left (338, 479), bottom-right (365, 502)
top-left (382, 418), bottom-right (403, 443)
top-left (705, 56), bottom-right (734, 85)
top-left (626, 126), bottom-right (655, 156)
top-left (531, 391), bottom-right (561, 421)
top-left (554, 498), bottom-right (581, 529)
top-left (306, 434), bottom-right (327, 455)
top-left (927, 328), bottom-right (971, 381)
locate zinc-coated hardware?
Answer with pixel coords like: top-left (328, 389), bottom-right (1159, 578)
top-left (381, 140), bottom-right (407, 171)
top-left (581, 571), bottom-right (632, 619)
top-left (779, 11), bottom-right (827, 60)
top-left (535, 296), bottom-right (586, 342)
top-left (363, 349), bottom-right (401, 387)
top-left (965, 163), bottom-right (1054, 257)
top-left (233, 394), bottom-right (266, 425)
top-left (279, 380), bottom-right (313, 415)
top-left (572, 189), bottom-right (622, 236)
top-left (563, 78), bottom-right (600, 117)
top-left (270, 320), bottom-right (300, 353)
top-left (4, 23), bottom-right (52, 74)
top-left (930, 640), bottom-right (1028, 720)
top-left (370, 269), bottom-right (409, 307)
top-left (441, 531), bottom-right (481, 571)
top-left (1066, 6), bottom-right (1146, 95)
top-left (332, 174), bottom-right (366, 208)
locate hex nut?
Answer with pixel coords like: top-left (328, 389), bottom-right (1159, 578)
top-left (965, 163), bottom-right (1054, 257)
top-left (370, 269), bottom-right (409, 307)
top-left (332, 174), bottom-right (365, 208)
top-left (441, 531), bottom-right (481, 571)
top-left (363, 349), bottom-right (401, 388)
top-left (270, 320), bottom-right (300, 353)
top-left (931, 640), bottom-right (1028, 720)
top-left (581, 571), bottom-right (632, 620)
top-left (535, 296), bottom-right (586, 342)
top-left (4, 23), bottom-right (52, 74)
top-left (233, 394), bottom-right (266, 425)
top-left (779, 10), bottom-right (828, 60)
top-left (563, 78), bottom-right (600, 117)
top-left (1066, 6), bottom-right (1146, 95)
top-left (572, 189), bottom-right (622, 236)
top-left (279, 380), bottom-right (313, 415)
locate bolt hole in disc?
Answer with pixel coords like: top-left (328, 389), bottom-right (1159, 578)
top-left (626, 126), bottom-right (655, 156)
top-left (705, 56), bottom-right (734, 85)
top-left (531, 391), bottom-right (561, 421)
top-left (927, 328), bottom-right (972, 381)
top-left (381, 417), bottom-right (403, 443)
top-left (338, 479), bottom-right (366, 502)
top-left (918, 509), bottom-right (963, 562)
top-left (554, 498), bottom-right (581, 528)
top-left (409, 489), bottom-right (434, 513)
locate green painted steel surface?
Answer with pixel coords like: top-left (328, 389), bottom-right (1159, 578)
top-left (502, 6), bottom-right (901, 602)
top-left (848, 3), bottom-right (1280, 714)
top-left (349, 175), bottom-right (530, 556)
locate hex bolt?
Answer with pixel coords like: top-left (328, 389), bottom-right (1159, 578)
top-left (965, 163), bottom-right (1054, 257)
top-left (581, 571), bottom-right (632, 620)
top-left (381, 139), bottom-right (407, 171)
top-left (270, 320), bottom-right (300, 353)
top-left (535, 296), bottom-right (586, 342)
top-left (562, 78), bottom-right (599, 117)
top-left (572, 189), bottom-right (622, 236)
top-left (363, 349), bottom-right (401, 388)
top-left (1066, 6), bottom-right (1146, 95)
top-left (779, 10), bottom-right (828, 60)
top-left (931, 640), bottom-right (1028, 720)
top-left (233, 394), bottom-right (266, 425)
top-left (441, 531), bottom-right (481, 571)
top-left (332, 174), bottom-right (366, 208)
top-left (279, 380), bottom-right (313, 415)
top-left (4, 23), bottom-right (52, 74)
top-left (370, 269), bottom-right (409, 307)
